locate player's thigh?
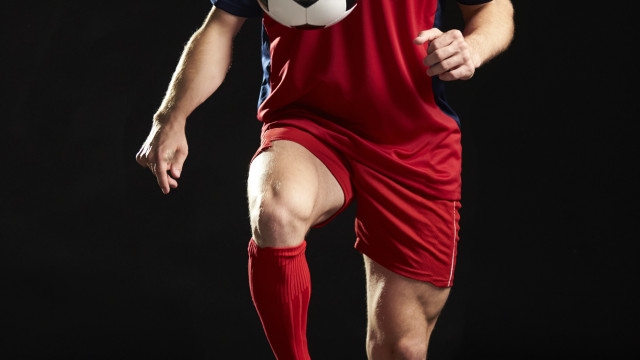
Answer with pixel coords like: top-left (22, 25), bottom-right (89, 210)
top-left (247, 140), bottom-right (344, 228)
top-left (364, 255), bottom-right (450, 351)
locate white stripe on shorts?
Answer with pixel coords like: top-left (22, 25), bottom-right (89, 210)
top-left (447, 200), bottom-right (457, 287)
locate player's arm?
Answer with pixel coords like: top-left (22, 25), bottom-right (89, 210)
top-left (136, 7), bottom-right (246, 194)
top-left (458, 0), bottom-right (515, 69)
top-left (414, 0), bottom-right (514, 81)
top-left (155, 7), bottom-right (245, 124)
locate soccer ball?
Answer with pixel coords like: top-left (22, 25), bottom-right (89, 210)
top-left (257, 0), bottom-right (357, 29)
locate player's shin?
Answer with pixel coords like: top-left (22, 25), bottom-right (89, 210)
top-left (248, 239), bottom-right (312, 360)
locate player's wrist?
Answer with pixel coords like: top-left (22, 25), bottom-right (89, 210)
top-left (463, 34), bottom-right (485, 69)
top-left (153, 110), bottom-right (187, 128)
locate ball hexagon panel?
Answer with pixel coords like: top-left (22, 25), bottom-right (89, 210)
top-left (307, 0), bottom-right (355, 27)
top-left (294, 0), bottom-right (320, 8)
top-left (259, 0), bottom-right (307, 26)
top-left (257, 0), bottom-right (358, 28)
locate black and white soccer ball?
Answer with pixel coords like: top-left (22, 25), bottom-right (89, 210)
top-left (257, 0), bottom-right (357, 29)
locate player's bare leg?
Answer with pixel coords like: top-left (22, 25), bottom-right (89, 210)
top-left (247, 139), bottom-right (344, 359)
top-left (364, 255), bottom-right (450, 360)
top-left (248, 140), bottom-right (344, 247)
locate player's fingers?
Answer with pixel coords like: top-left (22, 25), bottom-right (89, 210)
top-left (170, 149), bottom-right (188, 179)
top-left (413, 28), bottom-right (443, 46)
top-left (426, 53), bottom-right (463, 77)
top-left (426, 29), bottom-right (463, 55)
top-left (423, 45), bottom-right (459, 67)
top-left (147, 162), bottom-right (155, 176)
top-left (168, 177), bottom-right (179, 189)
top-left (156, 161), bottom-right (171, 194)
top-left (439, 65), bottom-right (474, 81)
top-left (136, 146), bottom-right (149, 167)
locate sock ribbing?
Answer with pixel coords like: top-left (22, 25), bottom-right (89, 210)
top-left (248, 239), bottom-right (312, 360)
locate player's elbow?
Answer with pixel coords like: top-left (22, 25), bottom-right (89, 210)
top-left (200, 6), bottom-right (246, 39)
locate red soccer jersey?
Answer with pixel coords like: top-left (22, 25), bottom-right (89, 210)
top-left (213, 0), bottom-right (490, 199)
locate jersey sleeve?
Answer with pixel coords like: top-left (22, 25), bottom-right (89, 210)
top-left (210, 0), bottom-right (262, 18)
top-left (457, 0), bottom-right (492, 4)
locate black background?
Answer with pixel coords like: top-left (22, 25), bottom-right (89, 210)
top-left (3, 1), bottom-right (638, 359)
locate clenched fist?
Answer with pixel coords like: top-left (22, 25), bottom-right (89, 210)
top-left (414, 28), bottom-right (477, 81)
top-left (136, 117), bottom-right (188, 194)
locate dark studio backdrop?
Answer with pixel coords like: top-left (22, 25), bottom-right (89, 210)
top-left (2, 1), bottom-right (638, 359)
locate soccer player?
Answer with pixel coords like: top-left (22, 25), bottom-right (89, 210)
top-left (136, 0), bottom-right (514, 358)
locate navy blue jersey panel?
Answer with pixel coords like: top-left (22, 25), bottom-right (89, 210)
top-left (258, 24), bottom-right (271, 109)
top-left (211, 0), bottom-right (262, 18)
top-left (432, 0), bottom-right (461, 128)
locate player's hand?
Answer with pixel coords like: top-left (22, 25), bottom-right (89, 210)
top-left (414, 28), bottom-right (476, 81)
top-left (136, 116), bottom-right (188, 194)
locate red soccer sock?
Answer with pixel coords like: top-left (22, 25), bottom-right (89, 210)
top-left (248, 239), bottom-right (312, 360)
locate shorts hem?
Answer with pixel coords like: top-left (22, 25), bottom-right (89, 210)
top-left (354, 239), bottom-right (453, 288)
top-left (252, 127), bottom-right (354, 228)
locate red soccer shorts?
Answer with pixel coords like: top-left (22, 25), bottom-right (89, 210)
top-left (253, 125), bottom-right (461, 288)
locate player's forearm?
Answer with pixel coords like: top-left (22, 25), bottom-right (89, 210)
top-left (461, 0), bottom-right (514, 68)
top-left (155, 31), bottom-right (229, 124)
top-left (155, 8), bottom-right (245, 126)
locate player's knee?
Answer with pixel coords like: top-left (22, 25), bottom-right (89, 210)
top-left (369, 336), bottom-right (427, 360)
top-left (392, 337), bottom-right (428, 360)
top-left (249, 184), bottom-right (314, 247)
